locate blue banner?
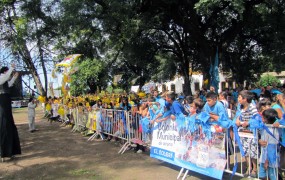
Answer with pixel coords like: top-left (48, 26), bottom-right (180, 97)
top-left (150, 119), bottom-right (226, 179)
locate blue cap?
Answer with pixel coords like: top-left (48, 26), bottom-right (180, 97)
top-left (271, 89), bottom-right (283, 94)
top-left (178, 95), bottom-right (184, 99)
top-left (250, 89), bottom-right (262, 96)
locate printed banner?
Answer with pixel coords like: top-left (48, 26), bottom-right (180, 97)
top-left (150, 119), bottom-right (226, 179)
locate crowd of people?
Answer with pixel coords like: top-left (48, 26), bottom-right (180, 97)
top-left (41, 84), bottom-right (285, 179)
top-left (1, 62), bottom-right (285, 179)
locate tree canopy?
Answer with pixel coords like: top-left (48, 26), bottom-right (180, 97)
top-left (0, 0), bottom-right (284, 96)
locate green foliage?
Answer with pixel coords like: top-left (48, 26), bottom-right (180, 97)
top-left (113, 88), bottom-right (124, 94)
top-left (105, 86), bottom-right (113, 94)
top-left (151, 53), bottom-right (176, 82)
top-left (258, 74), bottom-right (281, 87)
top-left (1, 0), bottom-right (285, 96)
top-left (70, 58), bottom-right (107, 96)
top-left (14, 17), bottom-right (28, 37)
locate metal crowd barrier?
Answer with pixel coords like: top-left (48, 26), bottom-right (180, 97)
top-left (177, 124), bottom-right (285, 180)
top-left (56, 105), bottom-right (285, 179)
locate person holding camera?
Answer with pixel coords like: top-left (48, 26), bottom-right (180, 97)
top-left (0, 64), bottom-right (21, 161)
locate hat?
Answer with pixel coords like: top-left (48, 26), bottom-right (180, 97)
top-left (250, 89), bottom-right (262, 96)
top-left (271, 89), bottom-right (283, 94)
top-left (178, 95), bottom-right (184, 99)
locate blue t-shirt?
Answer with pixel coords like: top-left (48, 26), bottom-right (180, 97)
top-left (200, 95), bottom-right (207, 103)
top-left (232, 91), bottom-right (238, 102)
top-left (119, 103), bottom-right (131, 111)
top-left (203, 101), bottom-right (228, 119)
top-left (155, 96), bottom-right (166, 108)
top-left (170, 100), bottom-right (186, 116)
top-left (272, 103), bottom-right (285, 143)
top-left (272, 104), bottom-right (285, 114)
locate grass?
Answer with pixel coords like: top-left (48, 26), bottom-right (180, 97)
top-left (69, 169), bottom-right (102, 179)
top-left (70, 169), bottom-right (91, 175)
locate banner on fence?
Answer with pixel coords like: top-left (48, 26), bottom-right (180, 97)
top-left (150, 119), bottom-right (226, 179)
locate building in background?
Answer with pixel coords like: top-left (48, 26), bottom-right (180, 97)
top-left (262, 71), bottom-right (285, 85)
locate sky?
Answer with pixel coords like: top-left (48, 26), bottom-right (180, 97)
top-left (1, 48), bottom-right (62, 95)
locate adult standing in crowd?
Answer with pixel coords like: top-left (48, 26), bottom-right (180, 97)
top-left (0, 64), bottom-right (21, 162)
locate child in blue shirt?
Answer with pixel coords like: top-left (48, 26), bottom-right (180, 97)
top-left (258, 108), bottom-right (280, 180)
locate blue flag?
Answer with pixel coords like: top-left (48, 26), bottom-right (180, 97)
top-left (210, 48), bottom-right (220, 93)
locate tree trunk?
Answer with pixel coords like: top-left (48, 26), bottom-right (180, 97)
top-left (20, 42), bottom-right (46, 96)
top-left (181, 61), bottom-right (192, 96)
top-left (7, 3), bottom-right (47, 96)
top-left (37, 40), bottom-right (48, 96)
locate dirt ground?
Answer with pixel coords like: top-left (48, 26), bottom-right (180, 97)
top-left (0, 107), bottom-right (241, 180)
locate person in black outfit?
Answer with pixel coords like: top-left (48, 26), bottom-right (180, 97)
top-left (0, 64), bottom-right (21, 162)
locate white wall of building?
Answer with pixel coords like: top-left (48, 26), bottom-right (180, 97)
top-left (156, 75), bottom-right (204, 95)
top-left (190, 74), bottom-right (204, 95)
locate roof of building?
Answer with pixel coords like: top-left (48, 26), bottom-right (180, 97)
top-left (262, 71), bottom-right (285, 77)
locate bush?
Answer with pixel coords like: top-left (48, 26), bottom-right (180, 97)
top-left (258, 74), bottom-right (281, 87)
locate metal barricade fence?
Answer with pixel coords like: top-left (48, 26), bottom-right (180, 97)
top-left (87, 109), bottom-right (103, 140)
top-left (223, 124), bottom-right (284, 180)
top-left (83, 109), bottom-right (131, 152)
top-left (60, 105), bottom-right (72, 126)
top-left (177, 124), bottom-right (285, 180)
top-left (60, 106), bottom-right (148, 152)
top-left (58, 106), bottom-right (285, 179)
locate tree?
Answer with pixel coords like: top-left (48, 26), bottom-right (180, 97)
top-left (2, 0), bottom-right (284, 97)
top-left (0, 0), bottom-right (60, 96)
top-left (70, 58), bottom-right (108, 96)
top-left (137, 0), bottom-right (285, 93)
top-left (258, 74), bottom-right (281, 87)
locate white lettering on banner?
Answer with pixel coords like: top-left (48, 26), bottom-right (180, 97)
top-left (159, 149), bottom-right (173, 158)
top-left (158, 123), bottom-right (177, 133)
top-left (153, 148), bottom-right (174, 159)
top-left (155, 122), bottom-right (181, 145)
top-left (157, 131), bottom-right (181, 144)
top-left (163, 142), bottom-right (173, 147)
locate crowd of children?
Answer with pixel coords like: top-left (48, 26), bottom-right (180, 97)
top-left (41, 85), bottom-right (285, 179)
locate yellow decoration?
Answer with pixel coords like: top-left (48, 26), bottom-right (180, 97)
top-left (38, 96), bottom-right (45, 103)
top-left (130, 94), bottom-right (135, 100)
top-left (115, 103), bottom-right (120, 109)
top-left (56, 54), bottom-right (82, 67)
top-left (46, 104), bottom-right (51, 111)
top-left (103, 97), bottom-right (111, 104)
top-left (68, 102), bottom-right (73, 108)
top-left (58, 107), bottom-right (65, 116)
top-left (92, 114), bottom-right (97, 130)
top-left (138, 92), bottom-right (146, 98)
top-left (78, 97), bottom-right (83, 102)
top-left (129, 101), bottom-right (134, 106)
top-left (63, 74), bottom-right (68, 83)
